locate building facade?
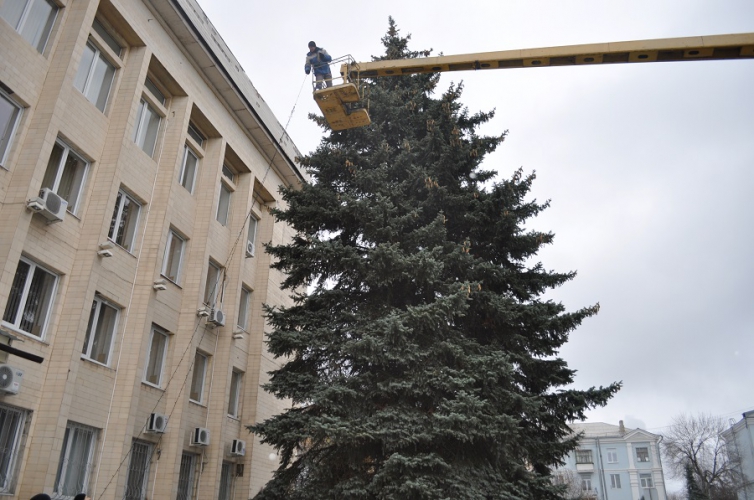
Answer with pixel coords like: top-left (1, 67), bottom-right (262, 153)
top-left (0, 0), bottom-right (305, 498)
top-left (555, 422), bottom-right (668, 500)
top-left (723, 411), bottom-right (754, 500)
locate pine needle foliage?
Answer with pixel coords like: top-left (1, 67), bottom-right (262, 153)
top-left (250, 18), bottom-right (620, 500)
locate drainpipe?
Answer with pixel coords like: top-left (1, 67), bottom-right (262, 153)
top-left (596, 437), bottom-right (609, 500)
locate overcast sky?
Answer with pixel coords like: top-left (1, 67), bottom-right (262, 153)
top-left (196, 0), bottom-right (754, 487)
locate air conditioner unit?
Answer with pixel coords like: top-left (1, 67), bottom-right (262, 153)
top-left (191, 427), bottom-right (210, 446)
top-left (208, 309), bottom-right (226, 327)
top-left (0, 364), bottom-right (23, 395)
top-left (245, 241), bottom-right (255, 257)
top-left (230, 439), bottom-right (246, 457)
top-left (27, 188), bottom-right (67, 223)
top-left (147, 412), bottom-right (168, 433)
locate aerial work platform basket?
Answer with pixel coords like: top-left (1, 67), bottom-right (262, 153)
top-left (311, 56), bottom-right (371, 131)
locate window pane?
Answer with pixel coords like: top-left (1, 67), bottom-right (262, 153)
top-left (55, 423), bottom-right (96, 496)
top-left (216, 184), bottom-right (231, 226)
top-left (204, 262), bottom-right (221, 306)
top-left (57, 150), bottom-right (87, 212)
top-left (190, 352), bottom-right (206, 402)
top-left (81, 300), bottom-right (98, 356)
top-left (144, 78), bottom-right (164, 105)
top-left (218, 462), bottom-right (233, 500)
top-left (228, 371), bottom-right (241, 417)
top-left (118, 194), bottom-right (139, 251)
top-left (124, 441), bottom-right (151, 500)
top-left (42, 142), bottom-right (64, 191)
top-left (0, 404), bottom-right (25, 493)
top-left (90, 301), bottom-right (117, 364)
top-left (141, 105), bottom-right (160, 156)
top-left (187, 123), bottom-right (205, 147)
top-left (2, 260), bottom-right (30, 326)
top-left (221, 163), bottom-right (234, 182)
top-left (144, 329), bottom-right (167, 386)
top-left (73, 42), bottom-right (96, 93)
top-left (237, 288), bottom-right (250, 330)
top-left (0, 93), bottom-right (21, 166)
top-left (87, 53), bottom-right (115, 111)
top-left (180, 147), bottom-right (198, 192)
top-left (20, 265), bottom-right (56, 337)
top-left (19, 0), bottom-right (57, 52)
top-left (163, 232), bottom-right (183, 283)
top-left (0, 1), bottom-right (25, 29)
top-left (92, 18), bottom-right (121, 56)
top-left (176, 453), bottom-right (195, 500)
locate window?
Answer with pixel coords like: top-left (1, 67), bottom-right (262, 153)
top-left (237, 286), bottom-right (251, 331)
top-left (0, 0), bottom-right (58, 53)
top-left (580, 475), bottom-right (592, 491)
top-left (221, 163), bottom-right (235, 183)
top-left (640, 473), bottom-right (653, 488)
top-left (54, 422), bottom-right (97, 497)
top-left (0, 90), bottom-right (22, 168)
top-left (42, 139), bottom-right (89, 215)
top-left (227, 370), bottom-right (242, 418)
top-left (218, 462), bottom-right (234, 500)
top-left (81, 295), bottom-right (119, 365)
top-left (575, 449), bottom-right (593, 464)
top-left (176, 453), bottom-right (197, 500)
top-left (143, 326), bottom-right (168, 387)
top-left (2, 257), bottom-right (57, 338)
top-left (133, 78), bottom-right (164, 157)
top-left (179, 144), bottom-right (199, 193)
top-left (636, 446), bottom-right (650, 463)
top-left (246, 215), bottom-right (258, 257)
top-left (187, 122), bottom-right (206, 148)
top-left (610, 473), bottom-right (621, 488)
top-left (607, 448), bottom-right (618, 463)
top-left (124, 440), bottom-right (152, 500)
top-left (203, 261), bottom-right (222, 306)
top-left (73, 39), bottom-right (116, 112)
top-left (216, 182), bottom-right (232, 226)
top-left (0, 404), bottom-right (27, 494)
top-left (189, 351), bottom-right (208, 403)
top-left (161, 229), bottom-right (185, 284)
top-left (109, 189), bottom-right (141, 251)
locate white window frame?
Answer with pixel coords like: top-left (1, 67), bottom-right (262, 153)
top-left (0, 403), bottom-right (27, 494)
top-left (216, 181), bottom-right (232, 226)
top-left (580, 475), bottom-right (592, 491)
top-left (42, 138), bottom-right (89, 215)
top-left (179, 144), bottom-right (200, 193)
top-left (0, 0), bottom-right (58, 53)
top-left (176, 452), bottom-right (197, 500)
top-left (606, 448), bottom-right (618, 463)
top-left (203, 260), bottom-right (223, 307)
top-left (246, 214), bottom-right (258, 257)
top-left (640, 473), bottom-right (653, 488)
top-left (2, 256), bottom-right (58, 339)
top-left (0, 89), bottom-right (22, 169)
top-left (236, 286), bottom-right (251, 331)
top-left (73, 38), bottom-right (118, 112)
top-left (189, 351), bottom-right (208, 404)
top-left (636, 446), bottom-right (650, 463)
top-left (133, 78), bottom-right (166, 158)
top-left (124, 440), bottom-right (152, 500)
top-left (610, 473), bottom-right (621, 488)
top-left (143, 325), bottom-right (169, 388)
top-left (161, 229), bottom-right (185, 285)
top-left (81, 294), bottom-right (119, 366)
top-left (54, 421), bottom-right (98, 497)
top-left (227, 370), bottom-right (242, 418)
top-left (575, 449), bottom-right (593, 464)
top-left (109, 188), bottom-right (141, 252)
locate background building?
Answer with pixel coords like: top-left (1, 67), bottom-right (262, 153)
top-left (0, 0), bottom-right (305, 498)
top-left (555, 422), bottom-right (668, 500)
top-left (723, 411), bottom-right (754, 500)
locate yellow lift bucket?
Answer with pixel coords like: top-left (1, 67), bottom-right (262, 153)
top-left (314, 82), bottom-right (371, 131)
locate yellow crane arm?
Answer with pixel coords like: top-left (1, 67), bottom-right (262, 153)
top-left (316, 33), bottom-right (754, 131)
top-left (341, 33), bottom-right (754, 80)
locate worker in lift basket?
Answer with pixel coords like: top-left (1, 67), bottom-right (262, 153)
top-left (305, 41), bottom-right (333, 90)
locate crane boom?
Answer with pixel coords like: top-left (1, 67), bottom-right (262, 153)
top-left (314, 33), bottom-right (754, 131)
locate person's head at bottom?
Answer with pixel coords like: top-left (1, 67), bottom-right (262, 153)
top-left (30, 495), bottom-right (51, 500)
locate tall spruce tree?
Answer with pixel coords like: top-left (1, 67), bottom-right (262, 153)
top-left (686, 463), bottom-right (710, 500)
top-left (250, 19), bottom-right (620, 499)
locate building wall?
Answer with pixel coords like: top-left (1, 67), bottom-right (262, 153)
top-left (557, 423), bottom-right (668, 500)
top-left (0, 0), bottom-right (303, 498)
top-left (723, 411), bottom-right (754, 500)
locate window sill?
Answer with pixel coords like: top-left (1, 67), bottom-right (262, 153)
top-left (141, 381), bottom-right (165, 392)
top-left (189, 399), bottom-right (207, 408)
top-left (227, 414), bottom-right (240, 421)
top-left (159, 274), bottom-right (183, 289)
top-left (81, 356), bottom-right (114, 370)
top-left (0, 324), bottom-right (49, 345)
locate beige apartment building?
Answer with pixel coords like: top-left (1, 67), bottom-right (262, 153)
top-left (0, 0), bottom-right (306, 498)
